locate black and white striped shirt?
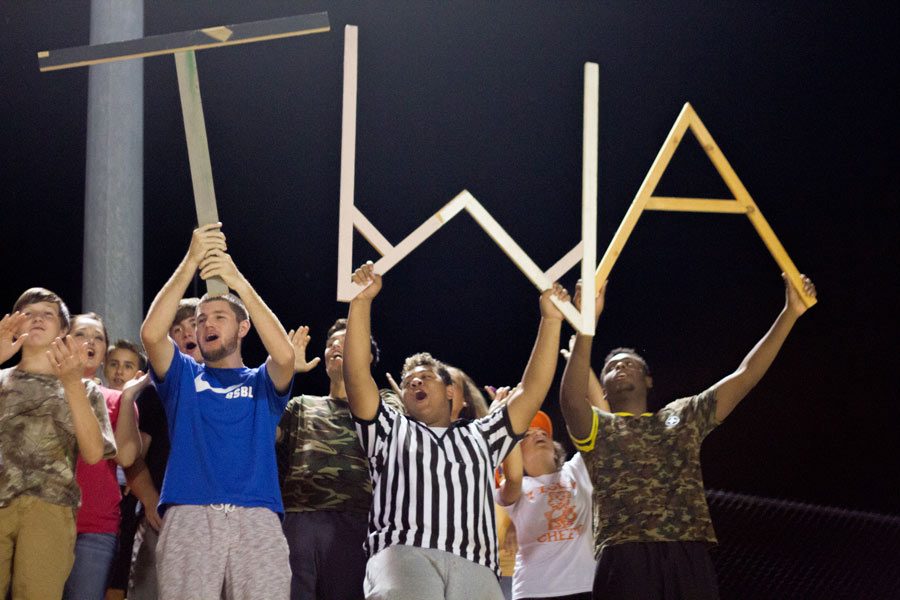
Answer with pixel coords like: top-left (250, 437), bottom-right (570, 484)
top-left (355, 402), bottom-right (521, 575)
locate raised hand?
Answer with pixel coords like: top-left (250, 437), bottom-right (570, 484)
top-left (198, 251), bottom-right (244, 290)
top-left (187, 222), bottom-right (227, 267)
top-left (46, 335), bottom-right (88, 385)
top-left (122, 371), bottom-right (150, 395)
top-left (351, 261), bottom-right (382, 301)
top-left (288, 325), bottom-right (321, 373)
top-left (572, 278), bottom-right (607, 325)
top-left (0, 312), bottom-right (29, 363)
top-left (784, 273), bottom-right (816, 318)
top-left (486, 384), bottom-right (519, 413)
top-left (539, 282), bottom-right (570, 321)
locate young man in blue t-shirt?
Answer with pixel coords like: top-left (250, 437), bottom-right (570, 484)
top-left (140, 223), bottom-right (295, 599)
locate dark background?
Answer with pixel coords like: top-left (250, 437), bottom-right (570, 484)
top-left (2, 2), bottom-right (898, 514)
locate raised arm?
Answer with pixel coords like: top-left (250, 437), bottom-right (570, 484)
top-left (505, 284), bottom-right (568, 435)
top-left (713, 274), bottom-right (816, 422)
top-left (49, 336), bottom-right (107, 464)
top-left (562, 334), bottom-right (609, 412)
top-left (198, 250), bottom-right (294, 393)
top-left (343, 262), bottom-right (383, 420)
top-left (497, 443), bottom-right (524, 506)
top-left (586, 366), bottom-right (609, 412)
top-left (560, 281), bottom-right (606, 440)
top-left (113, 373), bottom-right (148, 467)
top-left (141, 223), bottom-right (226, 380)
top-left (487, 385), bottom-right (524, 505)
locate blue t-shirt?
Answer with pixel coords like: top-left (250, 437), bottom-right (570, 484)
top-left (151, 342), bottom-right (291, 515)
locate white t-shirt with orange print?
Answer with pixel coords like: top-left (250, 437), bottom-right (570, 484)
top-left (495, 452), bottom-right (596, 599)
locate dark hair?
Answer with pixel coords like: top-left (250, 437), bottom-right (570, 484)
top-left (400, 352), bottom-right (452, 387)
top-left (327, 318), bottom-right (380, 369)
top-left (446, 366), bottom-right (489, 419)
top-left (108, 338), bottom-right (148, 372)
top-left (13, 287), bottom-right (71, 332)
top-left (71, 312), bottom-right (108, 348)
top-left (326, 318), bottom-right (347, 340)
top-left (602, 347), bottom-right (650, 375)
top-left (173, 297), bottom-right (200, 328)
top-left (198, 293), bottom-right (249, 322)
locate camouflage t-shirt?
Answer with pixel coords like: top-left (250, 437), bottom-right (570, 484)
top-left (277, 395), bottom-right (372, 514)
top-left (573, 388), bottom-right (719, 556)
top-left (0, 367), bottom-right (117, 509)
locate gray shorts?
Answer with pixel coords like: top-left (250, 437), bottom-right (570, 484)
top-left (157, 504), bottom-right (290, 600)
top-left (364, 545), bottom-right (503, 600)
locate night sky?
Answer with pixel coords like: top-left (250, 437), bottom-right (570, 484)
top-left (2, 2), bottom-right (898, 514)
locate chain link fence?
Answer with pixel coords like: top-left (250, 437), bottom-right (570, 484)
top-left (707, 489), bottom-right (900, 599)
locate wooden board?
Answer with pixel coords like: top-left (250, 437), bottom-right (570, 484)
top-left (38, 12), bottom-right (329, 71)
top-left (41, 13), bottom-right (329, 295)
top-left (593, 103), bottom-right (816, 308)
top-left (580, 62), bottom-right (599, 334)
top-left (334, 36), bottom-right (600, 332)
top-left (337, 25), bottom-right (359, 302)
top-left (174, 50), bottom-right (227, 296)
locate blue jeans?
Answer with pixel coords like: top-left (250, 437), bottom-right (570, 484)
top-left (63, 532), bottom-right (118, 600)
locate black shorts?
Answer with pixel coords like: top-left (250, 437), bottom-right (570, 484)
top-left (593, 541), bottom-right (719, 600)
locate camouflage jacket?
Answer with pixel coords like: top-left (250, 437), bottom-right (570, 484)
top-left (0, 367), bottom-right (117, 509)
top-left (573, 388), bottom-right (719, 556)
top-left (277, 394), bottom-right (373, 514)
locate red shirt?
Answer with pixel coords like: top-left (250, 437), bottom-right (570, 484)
top-left (74, 386), bottom-right (137, 534)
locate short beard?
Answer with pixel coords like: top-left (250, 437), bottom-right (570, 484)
top-left (200, 332), bottom-right (239, 363)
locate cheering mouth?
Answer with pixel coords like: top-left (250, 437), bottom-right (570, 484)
top-left (185, 342), bottom-right (197, 350)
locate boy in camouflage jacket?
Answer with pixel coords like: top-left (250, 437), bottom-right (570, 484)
top-left (560, 274), bottom-right (816, 599)
top-left (0, 288), bottom-right (116, 599)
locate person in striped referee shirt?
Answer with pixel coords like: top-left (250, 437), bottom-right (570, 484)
top-left (343, 261), bottom-right (570, 600)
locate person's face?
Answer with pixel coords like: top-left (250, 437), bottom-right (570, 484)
top-left (169, 315), bottom-right (202, 362)
top-left (521, 426), bottom-right (559, 476)
top-left (401, 366), bottom-right (453, 426)
top-left (601, 352), bottom-right (652, 396)
top-left (70, 316), bottom-right (107, 372)
top-left (196, 301), bottom-right (246, 363)
top-left (104, 347), bottom-right (141, 390)
top-left (521, 426), bottom-right (554, 460)
top-left (18, 301), bottom-right (65, 347)
top-left (324, 330), bottom-right (346, 381)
